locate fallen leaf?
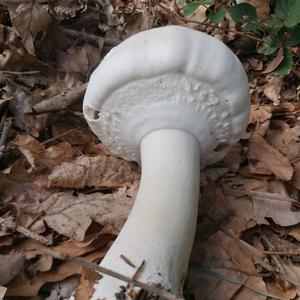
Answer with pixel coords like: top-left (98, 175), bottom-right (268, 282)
top-left (188, 231), bottom-right (267, 300)
top-left (13, 134), bottom-right (73, 171)
top-left (248, 133), bottom-right (294, 181)
top-left (280, 263), bottom-right (300, 287)
top-left (40, 184), bottom-right (138, 241)
top-left (47, 154), bottom-right (139, 189)
top-left (27, 255), bottom-right (53, 276)
top-left (0, 286), bottom-right (7, 299)
top-left (0, 254), bottom-right (25, 285)
top-left (44, 275), bottom-right (80, 300)
top-left (59, 44), bottom-right (100, 75)
top-left (267, 126), bottom-right (300, 161)
top-left (262, 48), bottom-right (284, 74)
top-left (247, 0), bottom-right (270, 19)
top-left (266, 281), bottom-right (298, 300)
top-left (249, 105), bottom-right (272, 136)
top-left (292, 161), bottom-right (300, 189)
top-left (7, 2), bottom-right (52, 54)
top-left (263, 77), bottom-right (282, 106)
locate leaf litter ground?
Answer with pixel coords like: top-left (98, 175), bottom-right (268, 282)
top-left (0, 0), bottom-right (300, 299)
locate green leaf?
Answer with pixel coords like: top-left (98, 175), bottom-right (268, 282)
top-left (275, 0), bottom-right (300, 27)
top-left (264, 18), bottom-right (284, 29)
top-left (286, 25), bottom-right (300, 46)
top-left (258, 36), bottom-right (280, 55)
top-left (183, 0), bottom-right (214, 16)
top-left (228, 3), bottom-right (257, 23)
top-left (208, 6), bottom-right (225, 24)
top-left (273, 48), bottom-right (293, 76)
top-left (243, 21), bottom-right (263, 33)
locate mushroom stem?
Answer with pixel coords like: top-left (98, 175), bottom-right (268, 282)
top-left (93, 129), bottom-right (200, 299)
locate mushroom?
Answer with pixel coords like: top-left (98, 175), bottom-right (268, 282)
top-left (83, 25), bottom-right (250, 299)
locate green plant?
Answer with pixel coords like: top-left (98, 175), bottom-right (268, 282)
top-left (181, 0), bottom-right (300, 75)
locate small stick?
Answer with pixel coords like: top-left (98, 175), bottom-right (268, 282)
top-left (41, 127), bottom-right (80, 145)
top-left (263, 250), bottom-right (300, 257)
top-left (16, 225), bottom-right (52, 246)
top-left (39, 247), bottom-right (184, 300)
top-left (0, 70), bottom-right (40, 75)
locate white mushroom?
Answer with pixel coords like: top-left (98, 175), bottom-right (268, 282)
top-left (83, 25), bottom-right (250, 299)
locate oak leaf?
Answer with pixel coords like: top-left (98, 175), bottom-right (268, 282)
top-left (248, 133), bottom-right (293, 181)
top-left (47, 154), bottom-right (139, 189)
top-left (7, 2), bottom-right (52, 55)
top-left (40, 184), bottom-right (137, 241)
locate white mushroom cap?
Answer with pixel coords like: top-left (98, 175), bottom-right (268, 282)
top-left (83, 25), bottom-right (250, 165)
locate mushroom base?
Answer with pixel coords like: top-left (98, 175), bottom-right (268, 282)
top-left (92, 129), bottom-right (200, 299)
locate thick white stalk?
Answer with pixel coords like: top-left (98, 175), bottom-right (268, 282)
top-left (92, 129), bottom-right (200, 299)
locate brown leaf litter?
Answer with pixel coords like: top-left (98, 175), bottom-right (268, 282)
top-left (0, 0), bottom-right (299, 299)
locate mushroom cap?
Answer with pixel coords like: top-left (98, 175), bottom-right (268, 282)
top-left (83, 25), bottom-right (250, 165)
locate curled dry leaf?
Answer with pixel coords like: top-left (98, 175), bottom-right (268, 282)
top-left (249, 105), bottom-right (272, 136)
top-left (267, 126), bottom-right (300, 161)
top-left (248, 133), bottom-right (294, 181)
top-left (47, 154), bottom-right (140, 189)
top-left (7, 2), bottom-right (52, 55)
top-left (40, 183), bottom-right (138, 241)
top-left (263, 77), bottom-right (282, 106)
top-left (13, 134), bottom-right (73, 171)
top-left (0, 254), bottom-right (25, 285)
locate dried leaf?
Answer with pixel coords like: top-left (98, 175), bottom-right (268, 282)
top-left (0, 254), bottom-right (25, 285)
top-left (263, 77), bottom-right (282, 106)
top-left (13, 134), bottom-right (73, 171)
top-left (249, 105), bottom-right (272, 136)
top-left (248, 133), bottom-right (294, 181)
top-left (0, 286), bottom-right (6, 299)
top-left (267, 126), bottom-right (300, 161)
top-left (58, 44), bottom-right (100, 75)
top-left (27, 255), bottom-right (53, 276)
top-left (48, 154), bottom-right (139, 189)
top-left (7, 2), bottom-right (52, 54)
top-left (262, 48), bottom-right (285, 74)
top-left (40, 184), bottom-right (138, 241)
top-left (188, 231), bottom-right (267, 300)
top-left (292, 161), bottom-right (300, 189)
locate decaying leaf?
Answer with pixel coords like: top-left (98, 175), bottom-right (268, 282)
top-left (248, 133), bottom-right (294, 181)
top-left (48, 154), bottom-right (140, 189)
top-left (7, 2), bottom-right (52, 54)
top-left (249, 105), bottom-right (272, 136)
top-left (188, 231), bottom-right (267, 300)
top-left (267, 126), bottom-right (300, 161)
top-left (263, 77), bottom-right (282, 106)
top-left (13, 134), bottom-right (73, 171)
top-left (0, 254), bottom-right (25, 286)
top-left (40, 183), bottom-right (138, 241)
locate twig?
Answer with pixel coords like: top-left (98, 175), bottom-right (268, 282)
top-left (32, 83), bottom-right (87, 114)
top-left (60, 28), bottom-right (100, 47)
top-left (193, 266), bottom-right (288, 300)
top-left (263, 250), bottom-right (300, 257)
top-left (38, 247), bottom-right (184, 300)
top-left (224, 188), bottom-right (300, 209)
top-left (41, 127), bottom-right (80, 145)
top-left (16, 225), bottom-right (52, 246)
top-left (191, 263), bottom-right (272, 278)
top-left (157, 3), bottom-right (262, 42)
top-left (0, 70), bottom-right (40, 75)
top-left (0, 119), bottom-right (11, 146)
top-left (0, 118), bottom-right (12, 158)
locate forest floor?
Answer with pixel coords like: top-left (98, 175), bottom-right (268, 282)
top-left (0, 0), bottom-right (300, 299)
